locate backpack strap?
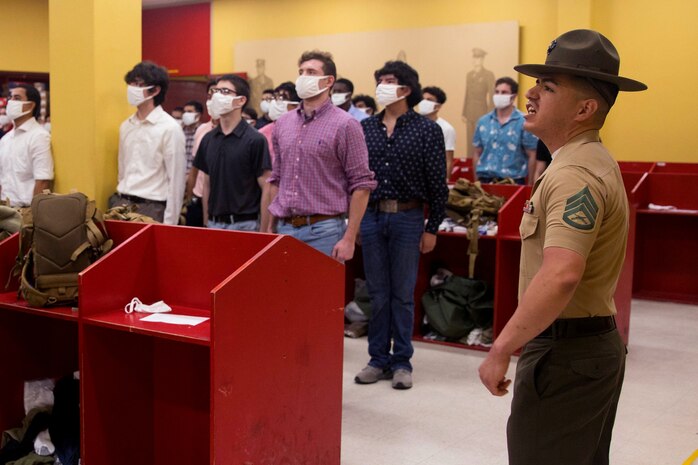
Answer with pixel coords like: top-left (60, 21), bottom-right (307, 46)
top-left (467, 208), bottom-right (481, 279)
top-left (19, 251), bottom-right (57, 306)
top-left (6, 208), bottom-right (34, 290)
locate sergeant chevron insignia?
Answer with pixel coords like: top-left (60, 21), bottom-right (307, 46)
top-left (562, 186), bottom-right (598, 230)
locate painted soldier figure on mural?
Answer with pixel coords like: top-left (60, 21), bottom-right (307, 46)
top-left (248, 58), bottom-right (274, 118)
top-left (462, 47), bottom-right (495, 158)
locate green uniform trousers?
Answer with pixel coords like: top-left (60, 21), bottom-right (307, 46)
top-left (507, 328), bottom-right (626, 465)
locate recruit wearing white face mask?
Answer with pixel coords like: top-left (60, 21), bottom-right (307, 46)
top-left (331, 92), bottom-right (350, 106)
top-left (268, 99), bottom-right (300, 121)
top-left (5, 99), bottom-right (33, 121)
top-left (209, 93), bottom-right (244, 117)
top-left (492, 93), bottom-right (514, 110)
top-left (417, 99), bottom-right (438, 116)
top-left (182, 112), bottom-right (199, 126)
top-left (206, 99), bottom-right (219, 120)
top-left (375, 84), bottom-right (405, 107)
top-left (295, 75), bottom-right (330, 100)
top-left (127, 85), bottom-right (154, 107)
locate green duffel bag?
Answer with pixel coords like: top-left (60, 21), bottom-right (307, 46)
top-left (421, 275), bottom-right (494, 339)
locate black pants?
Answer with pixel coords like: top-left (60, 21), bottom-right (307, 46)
top-left (185, 195), bottom-right (203, 227)
top-left (507, 329), bottom-right (626, 465)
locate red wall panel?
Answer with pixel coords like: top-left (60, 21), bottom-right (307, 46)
top-left (142, 3), bottom-right (210, 76)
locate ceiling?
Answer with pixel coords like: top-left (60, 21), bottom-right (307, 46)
top-left (142, 0), bottom-right (209, 9)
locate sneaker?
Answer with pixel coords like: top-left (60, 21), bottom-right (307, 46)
top-left (391, 369), bottom-right (413, 390)
top-left (354, 365), bottom-right (392, 384)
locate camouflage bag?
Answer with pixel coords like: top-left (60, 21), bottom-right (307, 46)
top-left (446, 179), bottom-right (505, 278)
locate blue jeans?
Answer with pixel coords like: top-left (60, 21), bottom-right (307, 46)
top-left (277, 218), bottom-right (346, 257)
top-left (208, 220), bottom-right (259, 231)
top-left (360, 208), bottom-right (424, 372)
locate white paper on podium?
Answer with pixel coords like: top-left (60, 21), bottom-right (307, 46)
top-left (140, 313), bottom-right (209, 326)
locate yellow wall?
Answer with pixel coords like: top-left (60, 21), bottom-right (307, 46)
top-left (211, 0), bottom-right (698, 163)
top-left (2, 0), bottom-right (49, 72)
top-left (49, 0), bottom-right (141, 204)
top-left (590, 0), bottom-right (698, 161)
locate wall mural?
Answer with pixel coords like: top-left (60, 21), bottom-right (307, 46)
top-left (236, 21), bottom-right (518, 158)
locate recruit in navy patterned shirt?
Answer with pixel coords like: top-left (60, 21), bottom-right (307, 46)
top-left (361, 109), bottom-right (448, 234)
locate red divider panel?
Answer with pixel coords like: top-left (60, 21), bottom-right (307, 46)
top-left (211, 235), bottom-right (344, 464)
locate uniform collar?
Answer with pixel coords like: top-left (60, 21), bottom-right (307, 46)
top-left (553, 130), bottom-right (601, 164)
top-left (532, 130), bottom-right (602, 192)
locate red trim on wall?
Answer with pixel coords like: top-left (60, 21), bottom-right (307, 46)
top-left (142, 3), bottom-right (210, 76)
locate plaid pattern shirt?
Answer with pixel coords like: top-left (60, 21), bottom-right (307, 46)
top-left (184, 124), bottom-right (198, 175)
top-left (268, 99), bottom-right (376, 218)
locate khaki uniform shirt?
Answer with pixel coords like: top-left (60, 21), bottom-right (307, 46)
top-left (518, 130), bottom-right (628, 318)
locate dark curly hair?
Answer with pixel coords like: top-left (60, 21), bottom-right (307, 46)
top-left (124, 61), bottom-right (170, 107)
top-left (374, 61), bottom-right (422, 108)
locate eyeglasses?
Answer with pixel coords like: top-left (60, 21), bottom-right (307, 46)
top-left (208, 88), bottom-right (237, 96)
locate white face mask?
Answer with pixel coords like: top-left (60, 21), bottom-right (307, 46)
top-left (375, 84), bottom-right (405, 107)
top-left (268, 99), bottom-right (299, 121)
top-left (356, 107), bottom-right (369, 115)
top-left (43, 122), bottom-right (51, 132)
top-left (295, 75), bottom-right (329, 100)
top-left (260, 100), bottom-right (271, 114)
top-left (417, 99), bottom-right (438, 116)
top-left (182, 112), bottom-right (199, 126)
top-left (127, 85), bottom-right (154, 107)
top-left (124, 297), bottom-right (172, 314)
top-left (331, 92), bottom-right (350, 106)
top-left (206, 99), bottom-right (218, 119)
top-left (210, 92), bottom-right (243, 117)
top-left (6, 99), bottom-right (32, 121)
top-left (0, 114), bottom-right (12, 126)
top-left (493, 93), bottom-right (514, 109)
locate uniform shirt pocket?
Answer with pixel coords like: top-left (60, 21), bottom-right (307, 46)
top-left (520, 213), bottom-right (538, 240)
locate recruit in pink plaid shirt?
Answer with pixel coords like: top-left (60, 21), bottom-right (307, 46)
top-left (268, 99), bottom-right (376, 218)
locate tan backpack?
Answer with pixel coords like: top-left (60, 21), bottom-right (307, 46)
top-left (446, 179), bottom-right (505, 278)
top-left (15, 192), bottom-right (113, 307)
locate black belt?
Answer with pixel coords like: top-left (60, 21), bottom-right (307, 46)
top-left (211, 213), bottom-right (258, 224)
top-left (537, 316), bottom-right (616, 340)
top-left (118, 193), bottom-right (166, 206)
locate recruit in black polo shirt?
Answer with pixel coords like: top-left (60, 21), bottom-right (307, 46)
top-left (193, 119), bottom-right (271, 217)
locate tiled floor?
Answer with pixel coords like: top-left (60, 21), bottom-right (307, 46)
top-left (341, 299), bottom-right (698, 465)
